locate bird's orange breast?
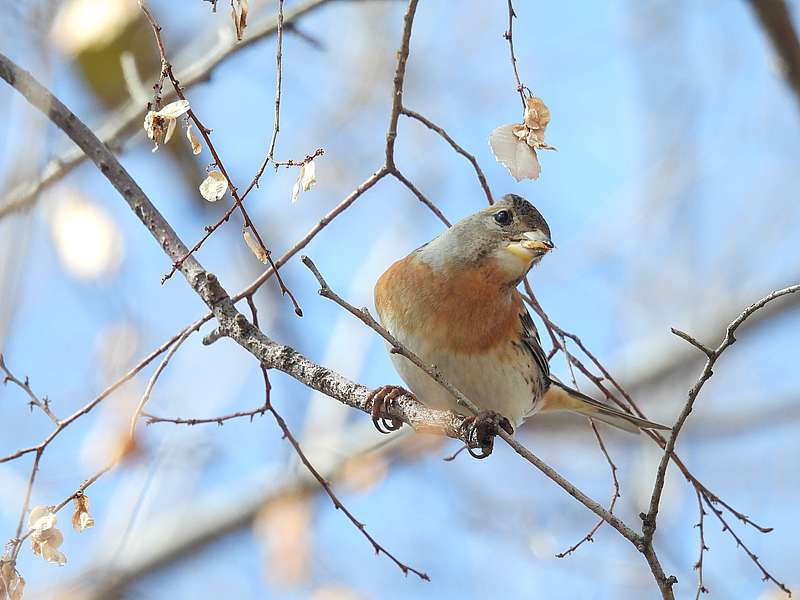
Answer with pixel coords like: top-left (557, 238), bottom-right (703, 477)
top-left (374, 253), bottom-right (523, 354)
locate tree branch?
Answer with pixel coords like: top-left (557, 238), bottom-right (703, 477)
top-left (642, 284), bottom-right (799, 597)
top-left (0, 353), bottom-right (59, 424)
top-left (400, 106), bottom-right (493, 205)
top-left (0, 0), bottom-right (338, 219)
top-left (746, 0), bottom-right (800, 113)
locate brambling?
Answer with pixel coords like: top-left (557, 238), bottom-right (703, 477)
top-left (371, 194), bottom-right (668, 454)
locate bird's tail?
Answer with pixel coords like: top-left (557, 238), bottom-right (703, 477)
top-left (539, 379), bottom-right (670, 434)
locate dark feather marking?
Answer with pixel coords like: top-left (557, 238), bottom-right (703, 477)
top-left (519, 309), bottom-right (549, 387)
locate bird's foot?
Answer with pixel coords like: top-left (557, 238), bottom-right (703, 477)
top-left (461, 411), bottom-right (514, 459)
top-left (366, 385), bottom-right (409, 434)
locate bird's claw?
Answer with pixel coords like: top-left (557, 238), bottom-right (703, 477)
top-left (366, 385), bottom-right (408, 434)
top-left (462, 411), bottom-right (514, 459)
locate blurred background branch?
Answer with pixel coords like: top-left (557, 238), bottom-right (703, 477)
top-left (746, 0), bottom-right (800, 111)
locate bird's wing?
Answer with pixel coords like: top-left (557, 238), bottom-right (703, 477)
top-left (519, 307), bottom-right (550, 383)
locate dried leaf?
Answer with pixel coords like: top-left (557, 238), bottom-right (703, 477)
top-left (523, 96), bottom-right (551, 131)
top-left (163, 116), bottom-right (177, 144)
top-left (186, 121), bottom-right (202, 155)
top-left (489, 96), bottom-right (555, 181)
top-left (301, 159), bottom-right (317, 192)
top-left (292, 160), bottom-right (318, 203)
top-left (0, 561), bottom-right (25, 600)
top-left (28, 506), bottom-right (56, 532)
top-left (239, 0), bottom-right (248, 33)
top-left (199, 171), bottom-right (228, 202)
top-left (28, 507), bottom-right (66, 566)
top-left (32, 528), bottom-right (66, 566)
top-left (143, 100), bottom-right (191, 151)
top-left (71, 494), bottom-right (94, 533)
top-left (231, 0), bottom-right (248, 41)
top-left (155, 99), bottom-right (191, 119)
top-left (143, 111), bottom-right (164, 152)
top-left (243, 229), bottom-right (268, 263)
top-left (489, 123), bottom-right (541, 181)
top-left (291, 177), bottom-right (302, 203)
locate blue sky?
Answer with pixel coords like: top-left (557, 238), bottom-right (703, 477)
top-left (1, 1), bottom-right (799, 598)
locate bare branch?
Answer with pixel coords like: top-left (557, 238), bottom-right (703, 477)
top-left (138, 3), bottom-right (302, 318)
top-left (384, 0), bottom-right (418, 168)
top-left (400, 107), bottom-right (493, 204)
top-left (0, 320), bottom-right (204, 465)
top-left (0, 353), bottom-right (59, 424)
top-left (746, 0), bottom-right (800, 112)
top-left (129, 326), bottom-right (196, 439)
top-left (670, 327), bottom-right (714, 358)
top-left (267, 0), bottom-right (285, 162)
top-left (248, 294), bottom-right (429, 580)
top-left (503, 0), bottom-right (530, 107)
top-left (0, 0), bottom-right (337, 219)
top-left (643, 284), bottom-right (800, 595)
top-left (693, 490), bottom-right (709, 599)
top-left (390, 169), bottom-right (450, 226)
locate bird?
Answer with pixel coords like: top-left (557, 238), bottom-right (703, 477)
top-left (371, 193), bottom-right (669, 455)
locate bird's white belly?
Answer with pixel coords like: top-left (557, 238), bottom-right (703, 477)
top-left (384, 324), bottom-right (538, 426)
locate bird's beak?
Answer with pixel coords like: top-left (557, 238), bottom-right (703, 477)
top-left (519, 230), bottom-right (554, 252)
top-left (506, 231), bottom-right (554, 260)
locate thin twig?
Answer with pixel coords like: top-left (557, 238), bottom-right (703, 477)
top-left (0, 0), bottom-right (337, 219)
top-left (693, 490), bottom-right (709, 599)
top-left (246, 297), bottom-right (430, 581)
top-left (390, 169), bottom-right (450, 226)
top-left (523, 280), bottom-right (781, 593)
top-left (384, 0), bottom-right (418, 169)
top-left (267, 0), bottom-right (284, 162)
top-left (645, 284), bottom-right (800, 537)
top-left (144, 406), bottom-right (269, 426)
top-left (400, 107), bottom-right (493, 204)
top-left (129, 326), bottom-right (196, 439)
top-left (555, 337), bottom-right (620, 558)
top-left (643, 285), bottom-right (800, 596)
top-left (9, 448), bottom-right (43, 561)
top-left (521, 281), bottom-right (774, 535)
top-left (503, 0), bottom-right (529, 107)
top-left (0, 320), bottom-right (204, 465)
top-left (139, 2), bottom-right (302, 317)
top-left (1, 354), bottom-right (59, 424)
top-left (671, 328), bottom-right (714, 358)
top-left (702, 494), bottom-right (790, 596)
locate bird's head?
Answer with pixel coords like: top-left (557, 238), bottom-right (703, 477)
top-left (421, 194), bottom-right (553, 284)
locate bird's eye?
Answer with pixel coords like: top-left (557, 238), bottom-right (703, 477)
top-left (494, 210), bottom-right (512, 226)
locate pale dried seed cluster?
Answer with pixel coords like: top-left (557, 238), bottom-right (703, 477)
top-left (199, 171), bottom-right (228, 202)
top-left (142, 99), bottom-right (191, 152)
top-left (232, 0), bottom-right (248, 41)
top-left (243, 229), bottom-right (269, 263)
top-left (28, 507), bottom-right (66, 566)
top-left (0, 560), bottom-right (25, 600)
top-left (70, 493), bottom-right (94, 533)
top-left (489, 96), bottom-right (555, 181)
top-left (186, 121), bottom-right (203, 155)
top-left (291, 160), bottom-right (317, 203)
